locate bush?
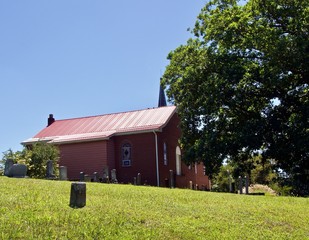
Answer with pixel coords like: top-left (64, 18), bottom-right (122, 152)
top-left (25, 142), bottom-right (59, 178)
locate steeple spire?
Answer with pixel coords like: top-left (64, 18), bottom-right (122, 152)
top-left (158, 79), bottom-right (167, 107)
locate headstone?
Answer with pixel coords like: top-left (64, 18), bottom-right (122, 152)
top-left (111, 169), bottom-right (118, 183)
top-left (133, 177), bottom-right (137, 185)
top-left (93, 172), bottom-right (99, 182)
top-left (137, 173), bottom-right (141, 186)
top-left (80, 172), bottom-right (85, 181)
top-left (59, 166), bottom-right (68, 180)
top-left (169, 170), bottom-right (174, 188)
top-left (69, 182), bottom-right (86, 208)
top-left (102, 167), bottom-right (109, 183)
top-left (245, 176), bottom-right (249, 194)
top-left (8, 164), bottom-right (27, 178)
top-left (4, 159), bottom-right (14, 176)
top-left (84, 174), bottom-right (91, 182)
top-left (189, 181), bottom-right (193, 190)
top-left (46, 160), bottom-right (55, 179)
top-left (239, 176), bottom-right (243, 194)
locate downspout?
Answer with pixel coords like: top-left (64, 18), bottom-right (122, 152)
top-left (153, 130), bottom-right (160, 187)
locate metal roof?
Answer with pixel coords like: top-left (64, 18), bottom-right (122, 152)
top-left (22, 106), bottom-right (176, 145)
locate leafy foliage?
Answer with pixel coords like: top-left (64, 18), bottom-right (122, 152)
top-left (1, 143), bottom-right (59, 178)
top-left (162, 0), bottom-right (309, 195)
top-left (25, 142), bottom-right (59, 178)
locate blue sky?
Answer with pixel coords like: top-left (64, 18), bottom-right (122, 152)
top-left (0, 1), bottom-right (206, 153)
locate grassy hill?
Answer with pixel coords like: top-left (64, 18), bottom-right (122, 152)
top-left (0, 177), bottom-right (308, 239)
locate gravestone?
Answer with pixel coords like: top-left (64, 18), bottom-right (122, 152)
top-left (93, 172), bottom-right (99, 182)
top-left (8, 164), bottom-right (27, 178)
top-left (59, 166), bottom-right (68, 180)
top-left (102, 167), bottom-right (109, 183)
top-left (46, 160), bottom-right (55, 179)
top-left (133, 177), bottom-right (137, 185)
top-left (189, 181), bottom-right (193, 190)
top-left (69, 182), bottom-right (86, 208)
top-left (169, 170), bottom-right (174, 188)
top-left (80, 172), bottom-right (85, 181)
top-left (111, 169), bottom-right (118, 183)
top-left (4, 159), bottom-right (14, 176)
top-left (245, 176), bottom-right (249, 194)
top-left (239, 176), bottom-right (243, 194)
top-left (84, 174), bottom-right (91, 182)
top-left (137, 173), bottom-right (141, 186)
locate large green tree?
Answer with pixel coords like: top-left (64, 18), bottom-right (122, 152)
top-left (162, 0), bottom-right (308, 195)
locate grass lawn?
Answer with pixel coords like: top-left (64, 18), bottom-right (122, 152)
top-left (0, 177), bottom-right (308, 239)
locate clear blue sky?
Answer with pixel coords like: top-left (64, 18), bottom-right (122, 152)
top-left (0, 1), bottom-right (207, 153)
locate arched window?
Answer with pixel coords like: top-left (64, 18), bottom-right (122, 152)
top-left (163, 142), bottom-right (168, 165)
top-left (176, 146), bottom-right (181, 176)
top-left (122, 143), bottom-right (131, 167)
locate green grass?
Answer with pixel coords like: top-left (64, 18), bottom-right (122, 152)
top-left (0, 177), bottom-right (308, 240)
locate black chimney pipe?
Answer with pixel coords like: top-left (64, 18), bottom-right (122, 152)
top-left (47, 114), bottom-right (55, 126)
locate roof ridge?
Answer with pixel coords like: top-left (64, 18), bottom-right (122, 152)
top-left (55, 105), bottom-right (175, 122)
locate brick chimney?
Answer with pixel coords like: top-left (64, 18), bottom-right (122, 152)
top-left (47, 114), bottom-right (55, 127)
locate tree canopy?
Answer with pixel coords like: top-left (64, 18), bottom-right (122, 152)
top-left (162, 0), bottom-right (308, 195)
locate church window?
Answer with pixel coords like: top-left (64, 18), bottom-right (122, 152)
top-left (163, 142), bottom-right (168, 165)
top-left (122, 143), bottom-right (131, 167)
top-left (176, 146), bottom-right (182, 176)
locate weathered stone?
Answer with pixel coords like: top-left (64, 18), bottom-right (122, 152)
top-left (102, 167), bottom-right (109, 183)
top-left (4, 159), bottom-right (14, 176)
top-left (69, 182), bottom-right (86, 208)
top-left (93, 172), bottom-right (99, 182)
top-left (84, 175), bottom-right (91, 182)
top-left (8, 164), bottom-right (27, 178)
top-left (46, 160), bottom-right (55, 179)
top-left (80, 172), bottom-right (85, 181)
top-left (133, 177), bottom-right (137, 185)
top-left (137, 173), bottom-right (141, 186)
top-left (239, 176), bottom-right (243, 194)
top-left (111, 169), bottom-right (118, 183)
top-left (59, 166), bottom-right (67, 180)
top-left (245, 176), bottom-right (249, 194)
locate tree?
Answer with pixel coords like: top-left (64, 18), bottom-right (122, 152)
top-left (162, 0), bottom-right (308, 195)
top-left (25, 142), bottom-right (59, 178)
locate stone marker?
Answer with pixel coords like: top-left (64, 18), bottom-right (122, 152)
top-left (102, 167), bottom-right (109, 183)
top-left (245, 176), bottom-right (249, 194)
top-left (8, 164), bottom-right (27, 178)
top-left (137, 173), bottom-right (141, 186)
top-left (80, 172), bottom-right (85, 181)
top-left (169, 170), bottom-right (174, 188)
top-left (133, 177), bottom-right (137, 185)
top-left (84, 174), bottom-right (91, 182)
top-left (239, 176), bottom-right (243, 194)
top-left (111, 169), bottom-right (118, 183)
top-left (69, 182), bottom-right (86, 208)
top-left (189, 181), bottom-right (193, 190)
top-left (93, 172), bottom-right (99, 182)
top-left (59, 166), bottom-right (68, 180)
top-left (46, 160), bottom-right (55, 179)
top-left (4, 159), bottom-right (14, 176)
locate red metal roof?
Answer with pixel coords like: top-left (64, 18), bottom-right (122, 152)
top-left (23, 106), bottom-right (176, 144)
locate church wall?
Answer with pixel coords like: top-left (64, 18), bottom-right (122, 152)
top-left (113, 132), bottom-right (157, 185)
top-left (158, 113), bottom-right (211, 189)
top-left (59, 141), bottom-right (108, 180)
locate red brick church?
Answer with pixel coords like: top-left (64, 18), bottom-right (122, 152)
top-left (22, 86), bottom-right (210, 189)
